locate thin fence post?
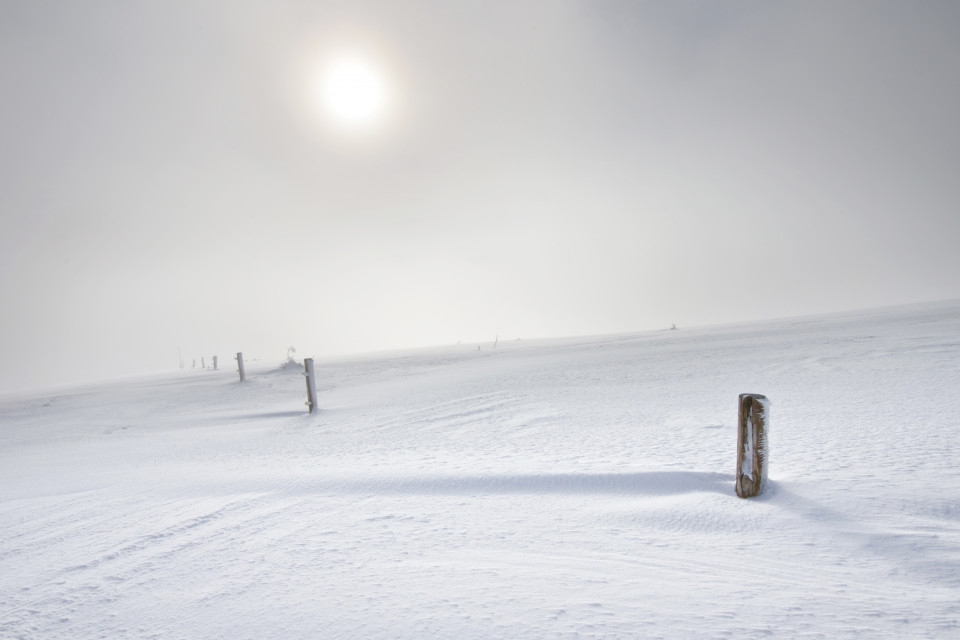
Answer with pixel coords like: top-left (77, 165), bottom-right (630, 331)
top-left (304, 358), bottom-right (317, 413)
top-left (236, 352), bottom-right (245, 382)
top-left (213, 355), bottom-right (218, 371)
top-left (736, 393), bottom-right (769, 498)
top-left (201, 356), bottom-right (205, 369)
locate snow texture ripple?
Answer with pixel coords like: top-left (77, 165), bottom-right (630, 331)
top-left (2, 300), bottom-right (960, 639)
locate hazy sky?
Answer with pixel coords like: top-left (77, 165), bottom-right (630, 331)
top-left (2, 0), bottom-right (959, 393)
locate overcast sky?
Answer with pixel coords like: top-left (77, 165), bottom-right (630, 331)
top-left (2, 0), bottom-right (959, 393)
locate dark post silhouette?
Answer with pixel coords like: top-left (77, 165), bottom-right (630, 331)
top-left (304, 358), bottom-right (317, 413)
top-left (236, 352), bottom-right (245, 382)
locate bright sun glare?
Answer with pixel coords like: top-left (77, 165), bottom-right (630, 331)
top-left (318, 55), bottom-right (388, 128)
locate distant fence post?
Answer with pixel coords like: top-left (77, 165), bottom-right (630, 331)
top-left (736, 393), bottom-right (769, 498)
top-left (201, 356), bottom-right (205, 369)
top-left (236, 352), bottom-right (245, 382)
top-left (213, 355), bottom-right (218, 371)
top-left (303, 358), bottom-right (317, 413)
top-left (304, 358), bottom-right (317, 413)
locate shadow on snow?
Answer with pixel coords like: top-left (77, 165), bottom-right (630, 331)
top-left (329, 471), bottom-right (735, 496)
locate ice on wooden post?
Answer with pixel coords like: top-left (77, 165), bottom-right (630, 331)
top-left (736, 393), bottom-right (770, 498)
top-left (236, 352), bottom-right (246, 382)
top-left (304, 358), bottom-right (317, 413)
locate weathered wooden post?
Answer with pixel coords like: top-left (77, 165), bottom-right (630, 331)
top-left (236, 352), bottom-right (246, 382)
top-left (201, 356), bottom-right (205, 369)
top-left (736, 393), bottom-right (770, 498)
top-left (304, 357), bottom-right (317, 413)
top-left (212, 355), bottom-right (218, 371)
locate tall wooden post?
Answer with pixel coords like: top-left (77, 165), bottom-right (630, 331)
top-left (736, 393), bottom-right (770, 498)
top-left (236, 352), bottom-right (245, 382)
top-left (212, 355), bottom-right (218, 371)
top-left (304, 358), bottom-right (317, 413)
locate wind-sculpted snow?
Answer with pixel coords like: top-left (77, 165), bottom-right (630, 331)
top-left (2, 300), bottom-right (960, 638)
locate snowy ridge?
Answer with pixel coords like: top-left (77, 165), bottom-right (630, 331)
top-left (2, 300), bottom-right (960, 638)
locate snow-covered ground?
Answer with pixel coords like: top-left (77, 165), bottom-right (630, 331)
top-left (2, 301), bottom-right (959, 639)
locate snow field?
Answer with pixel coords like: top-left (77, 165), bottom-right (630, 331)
top-left (2, 301), bottom-right (959, 638)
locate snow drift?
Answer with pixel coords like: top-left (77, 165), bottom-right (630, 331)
top-left (2, 301), bottom-right (959, 639)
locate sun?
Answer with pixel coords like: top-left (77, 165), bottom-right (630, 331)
top-left (317, 55), bottom-right (389, 128)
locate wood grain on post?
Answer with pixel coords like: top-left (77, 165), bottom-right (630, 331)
top-left (304, 358), bottom-right (317, 413)
top-left (736, 393), bottom-right (769, 498)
